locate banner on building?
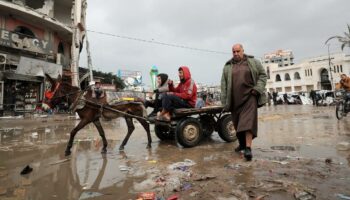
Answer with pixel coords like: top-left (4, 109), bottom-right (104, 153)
top-left (17, 56), bottom-right (62, 78)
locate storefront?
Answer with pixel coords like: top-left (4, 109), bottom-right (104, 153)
top-left (0, 56), bottom-right (62, 115)
top-left (1, 72), bottom-right (43, 114)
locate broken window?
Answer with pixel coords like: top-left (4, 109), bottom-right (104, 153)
top-left (25, 0), bottom-right (45, 9)
top-left (13, 26), bottom-right (35, 39)
top-left (58, 42), bottom-right (64, 54)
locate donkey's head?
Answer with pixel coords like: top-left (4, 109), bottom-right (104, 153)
top-left (43, 73), bottom-right (67, 108)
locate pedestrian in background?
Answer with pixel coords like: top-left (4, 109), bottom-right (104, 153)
top-left (220, 43), bottom-right (267, 161)
top-left (272, 90), bottom-right (278, 105)
top-left (267, 91), bottom-right (272, 106)
top-left (310, 90), bottom-right (316, 105)
top-left (339, 74), bottom-right (350, 91)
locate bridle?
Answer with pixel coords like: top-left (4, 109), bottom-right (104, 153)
top-left (45, 82), bottom-right (61, 100)
top-left (44, 83), bottom-right (90, 108)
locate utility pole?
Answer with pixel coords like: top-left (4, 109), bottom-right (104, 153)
top-left (85, 32), bottom-right (94, 83)
top-left (327, 44), bottom-right (335, 92)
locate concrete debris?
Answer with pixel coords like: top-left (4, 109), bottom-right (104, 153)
top-left (33, 114), bottom-right (48, 118)
top-left (336, 194), bottom-right (350, 200)
top-left (119, 165), bottom-right (131, 171)
top-left (134, 179), bottom-right (157, 191)
top-left (271, 160), bottom-right (289, 165)
top-left (190, 191), bottom-right (200, 197)
top-left (231, 189), bottom-right (249, 200)
top-left (0, 115), bottom-right (23, 119)
top-left (193, 174), bottom-right (216, 181)
top-left (79, 191), bottom-right (104, 200)
top-left (294, 191), bottom-right (315, 200)
top-left (31, 132), bottom-right (38, 138)
top-left (49, 158), bottom-right (70, 165)
top-left (336, 142), bottom-right (350, 151)
top-left (270, 146), bottom-right (296, 151)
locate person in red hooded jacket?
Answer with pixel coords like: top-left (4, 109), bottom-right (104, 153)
top-left (156, 66), bottom-right (197, 121)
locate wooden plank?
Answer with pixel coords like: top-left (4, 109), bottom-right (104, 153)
top-left (173, 106), bottom-right (224, 116)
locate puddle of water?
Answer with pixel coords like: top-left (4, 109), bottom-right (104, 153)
top-left (0, 106), bottom-right (350, 199)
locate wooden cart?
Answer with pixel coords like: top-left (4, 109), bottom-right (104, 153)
top-left (151, 106), bottom-right (236, 148)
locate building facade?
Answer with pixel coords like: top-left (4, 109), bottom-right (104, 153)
top-left (0, 0), bottom-right (86, 115)
top-left (263, 49), bottom-right (294, 68)
top-left (264, 51), bottom-right (350, 93)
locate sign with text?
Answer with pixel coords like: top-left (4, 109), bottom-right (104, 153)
top-left (0, 28), bottom-right (51, 54)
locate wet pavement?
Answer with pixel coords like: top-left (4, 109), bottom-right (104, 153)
top-left (0, 105), bottom-right (350, 200)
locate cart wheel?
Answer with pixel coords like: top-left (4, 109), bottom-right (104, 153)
top-left (199, 115), bottom-right (216, 137)
top-left (154, 124), bottom-right (173, 140)
top-left (176, 117), bottom-right (203, 147)
top-left (336, 101), bottom-right (344, 120)
top-left (218, 115), bottom-right (237, 142)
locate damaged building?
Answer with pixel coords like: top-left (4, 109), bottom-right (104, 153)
top-left (0, 0), bottom-right (86, 115)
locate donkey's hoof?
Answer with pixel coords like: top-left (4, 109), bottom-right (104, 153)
top-left (119, 146), bottom-right (125, 151)
top-left (146, 144), bottom-right (152, 149)
top-left (65, 150), bottom-right (71, 156)
top-left (101, 149), bottom-right (107, 154)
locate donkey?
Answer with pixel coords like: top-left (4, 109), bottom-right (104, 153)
top-left (43, 74), bottom-right (152, 156)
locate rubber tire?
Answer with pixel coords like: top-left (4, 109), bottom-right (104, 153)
top-left (336, 101), bottom-right (344, 120)
top-left (199, 115), bottom-right (216, 137)
top-left (218, 115), bottom-right (237, 142)
top-left (176, 117), bottom-right (203, 148)
top-left (154, 124), bottom-right (173, 140)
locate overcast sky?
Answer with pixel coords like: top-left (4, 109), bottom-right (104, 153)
top-left (80, 0), bottom-right (350, 86)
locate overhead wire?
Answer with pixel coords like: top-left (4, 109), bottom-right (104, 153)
top-left (86, 29), bottom-right (230, 55)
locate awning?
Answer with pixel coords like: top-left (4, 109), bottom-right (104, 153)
top-left (1, 72), bottom-right (43, 83)
top-left (16, 56), bottom-right (62, 78)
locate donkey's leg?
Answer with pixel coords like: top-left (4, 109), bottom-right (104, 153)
top-left (93, 119), bottom-right (108, 154)
top-left (119, 117), bottom-right (135, 151)
top-left (136, 118), bottom-right (152, 149)
top-left (65, 119), bottom-right (90, 156)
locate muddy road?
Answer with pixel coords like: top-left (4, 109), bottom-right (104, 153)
top-left (0, 105), bottom-right (350, 200)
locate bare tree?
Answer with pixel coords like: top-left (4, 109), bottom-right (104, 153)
top-left (325, 24), bottom-right (350, 50)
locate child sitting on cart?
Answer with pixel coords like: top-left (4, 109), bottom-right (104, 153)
top-left (156, 66), bottom-right (197, 122)
top-left (145, 73), bottom-right (169, 118)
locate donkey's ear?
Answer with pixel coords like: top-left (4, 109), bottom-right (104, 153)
top-left (45, 73), bottom-right (55, 85)
top-left (57, 74), bottom-right (62, 82)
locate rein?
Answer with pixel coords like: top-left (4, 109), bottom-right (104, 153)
top-left (83, 99), bottom-right (150, 121)
top-left (46, 83), bottom-right (149, 122)
top-left (49, 86), bottom-right (91, 100)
